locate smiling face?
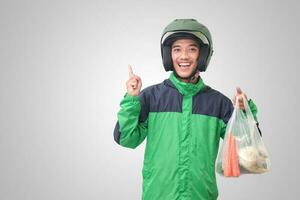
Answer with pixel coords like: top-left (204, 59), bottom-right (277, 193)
top-left (171, 39), bottom-right (200, 80)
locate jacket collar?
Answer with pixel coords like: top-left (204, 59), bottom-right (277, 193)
top-left (168, 72), bottom-right (206, 96)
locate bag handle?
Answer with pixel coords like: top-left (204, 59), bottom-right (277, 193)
top-left (228, 94), bottom-right (248, 134)
top-left (229, 95), bottom-right (256, 138)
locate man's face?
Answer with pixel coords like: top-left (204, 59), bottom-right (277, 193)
top-left (171, 39), bottom-right (200, 79)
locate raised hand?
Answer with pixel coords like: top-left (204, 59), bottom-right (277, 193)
top-left (126, 65), bottom-right (142, 96)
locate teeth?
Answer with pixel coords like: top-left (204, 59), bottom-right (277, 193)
top-left (179, 63), bottom-right (190, 67)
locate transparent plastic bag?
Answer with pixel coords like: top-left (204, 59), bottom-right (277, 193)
top-left (216, 95), bottom-right (270, 177)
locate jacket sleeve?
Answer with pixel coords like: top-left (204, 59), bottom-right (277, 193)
top-left (113, 92), bottom-right (148, 149)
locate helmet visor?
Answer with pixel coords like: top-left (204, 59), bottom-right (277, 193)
top-left (161, 31), bottom-right (209, 46)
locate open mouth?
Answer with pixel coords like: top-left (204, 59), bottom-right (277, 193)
top-left (178, 63), bottom-right (191, 68)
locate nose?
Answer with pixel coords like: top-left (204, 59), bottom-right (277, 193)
top-left (180, 49), bottom-right (189, 59)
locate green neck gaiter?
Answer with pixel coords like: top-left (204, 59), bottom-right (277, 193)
top-left (169, 72), bottom-right (206, 96)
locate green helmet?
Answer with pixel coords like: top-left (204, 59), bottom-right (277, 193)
top-left (161, 19), bottom-right (213, 72)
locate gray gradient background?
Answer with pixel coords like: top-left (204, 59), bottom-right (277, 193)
top-left (0, 0), bottom-right (299, 199)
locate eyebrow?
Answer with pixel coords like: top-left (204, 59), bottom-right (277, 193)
top-left (172, 44), bottom-right (199, 48)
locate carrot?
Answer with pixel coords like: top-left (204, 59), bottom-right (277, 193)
top-left (224, 133), bottom-right (233, 177)
top-left (223, 133), bottom-right (240, 177)
top-left (230, 135), bottom-right (240, 177)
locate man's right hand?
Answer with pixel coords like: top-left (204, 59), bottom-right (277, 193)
top-left (126, 65), bottom-right (142, 96)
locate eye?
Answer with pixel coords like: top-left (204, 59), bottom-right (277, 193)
top-left (189, 47), bottom-right (198, 52)
top-left (172, 48), bottom-right (181, 53)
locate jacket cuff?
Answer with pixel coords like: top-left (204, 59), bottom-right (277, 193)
top-left (248, 99), bottom-right (258, 121)
top-left (124, 93), bottom-right (140, 100)
top-left (119, 93), bottom-right (141, 106)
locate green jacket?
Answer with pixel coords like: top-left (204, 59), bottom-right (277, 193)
top-left (114, 73), bottom-right (258, 200)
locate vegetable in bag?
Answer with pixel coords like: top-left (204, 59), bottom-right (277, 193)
top-left (216, 95), bottom-right (270, 177)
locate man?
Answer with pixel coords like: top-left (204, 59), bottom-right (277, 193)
top-left (113, 19), bottom-right (260, 200)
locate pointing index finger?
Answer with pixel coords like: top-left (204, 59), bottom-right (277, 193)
top-left (236, 87), bottom-right (242, 94)
top-left (128, 64), bottom-right (134, 78)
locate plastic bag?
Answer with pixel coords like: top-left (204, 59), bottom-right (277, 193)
top-left (216, 95), bottom-right (270, 177)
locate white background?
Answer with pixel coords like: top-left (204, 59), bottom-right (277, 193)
top-left (0, 0), bottom-right (299, 199)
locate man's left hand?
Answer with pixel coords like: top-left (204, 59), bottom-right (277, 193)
top-left (233, 87), bottom-right (248, 109)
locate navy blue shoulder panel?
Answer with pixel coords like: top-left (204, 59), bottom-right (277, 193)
top-left (139, 79), bottom-right (182, 119)
top-left (114, 79), bottom-right (182, 144)
top-left (113, 122), bottom-right (121, 144)
top-left (192, 86), bottom-right (233, 124)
